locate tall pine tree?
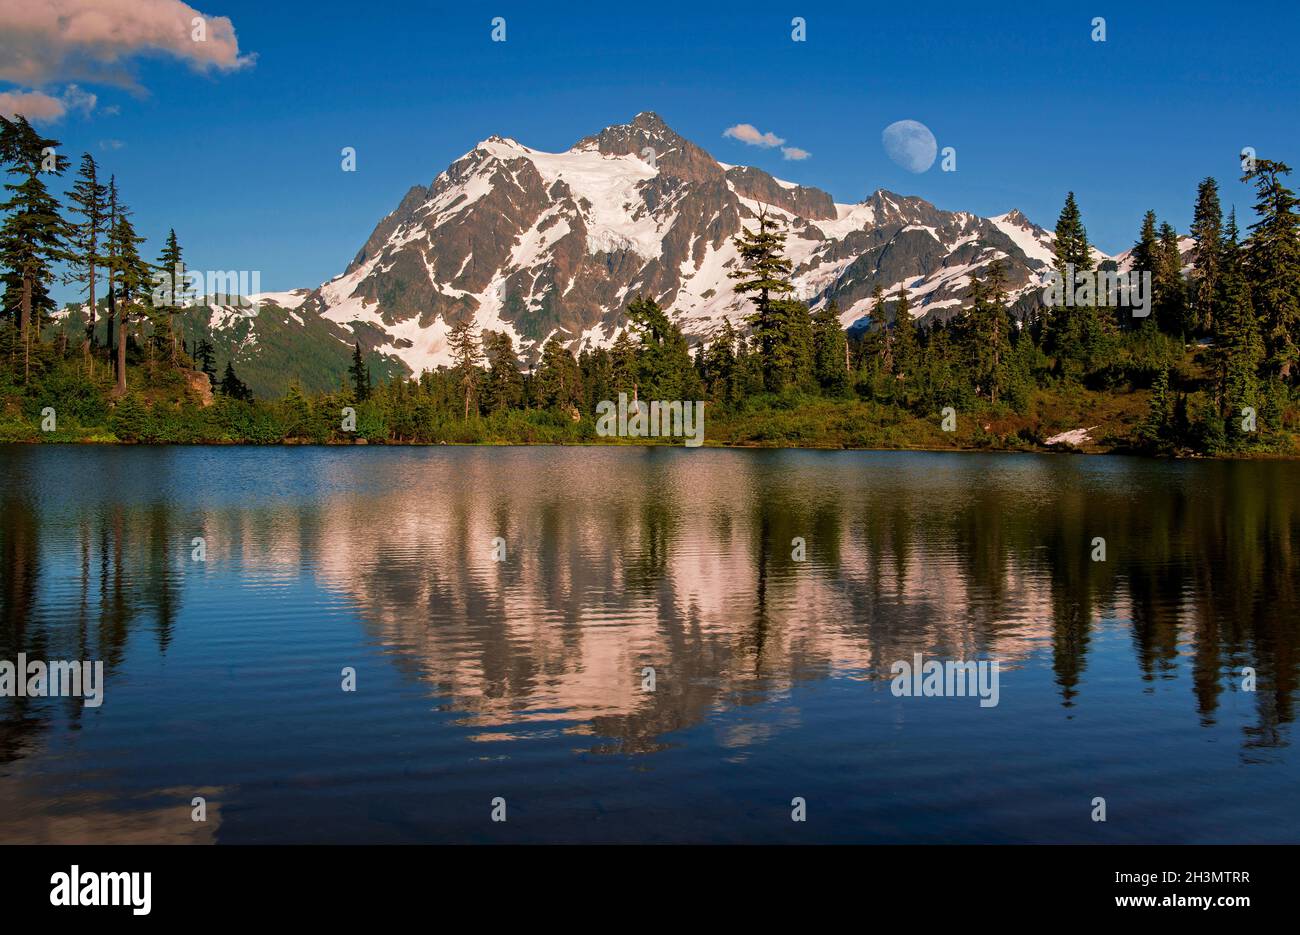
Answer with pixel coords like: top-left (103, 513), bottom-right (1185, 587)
top-left (65, 152), bottom-right (108, 367)
top-left (156, 228), bottom-right (184, 363)
top-left (105, 210), bottom-right (150, 396)
top-left (1214, 210), bottom-right (1263, 446)
top-left (867, 282), bottom-right (893, 373)
top-left (730, 208), bottom-right (795, 392)
top-left (1045, 192), bottom-right (1098, 374)
top-left (812, 299), bottom-right (848, 394)
top-left (195, 335), bottom-right (217, 385)
top-left (1155, 221), bottom-right (1188, 336)
top-left (446, 318), bottom-right (483, 419)
top-left (103, 176), bottom-right (122, 364)
top-left (534, 335), bottom-right (582, 410)
top-left (625, 295), bottom-right (699, 399)
top-left (892, 286), bottom-right (917, 385)
top-left (704, 318), bottom-right (739, 403)
top-left (1242, 158), bottom-right (1300, 381)
top-left (0, 115), bottom-right (71, 381)
top-left (482, 330), bottom-right (523, 412)
top-left (963, 260), bottom-right (1012, 405)
top-left (348, 342), bottom-right (371, 401)
top-left (220, 360), bottom-right (253, 401)
top-left (1189, 177), bottom-right (1222, 335)
top-left (1130, 210), bottom-right (1160, 285)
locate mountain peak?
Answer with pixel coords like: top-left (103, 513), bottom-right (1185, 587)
top-left (572, 112), bottom-right (722, 183)
top-left (861, 189), bottom-right (939, 219)
top-left (475, 134), bottom-right (526, 155)
top-left (575, 111), bottom-right (685, 150)
top-left (306, 115), bottom-right (1078, 377)
top-left (631, 111), bottom-right (669, 130)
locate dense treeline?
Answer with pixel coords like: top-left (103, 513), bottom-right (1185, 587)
top-left (2, 112), bottom-right (1297, 453)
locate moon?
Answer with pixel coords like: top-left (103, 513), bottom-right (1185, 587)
top-left (882, 120), bottom-right (938, 173)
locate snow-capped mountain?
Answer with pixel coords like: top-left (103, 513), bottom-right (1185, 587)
top-left (240, 113), bottom-right (1112, 376)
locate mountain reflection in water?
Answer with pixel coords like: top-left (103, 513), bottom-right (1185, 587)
top-left (1, 446), bottom-right (1297, 843)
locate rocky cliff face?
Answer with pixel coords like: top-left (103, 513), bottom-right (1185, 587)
top-left (234, 113), bottom-right (1097, 377)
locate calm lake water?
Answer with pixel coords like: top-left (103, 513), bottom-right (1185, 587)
top-left (1, 445), bottom-right (1297, 844)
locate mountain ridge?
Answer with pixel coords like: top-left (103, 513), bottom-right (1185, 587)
top-left (201, 113), bottom-right (1127, 385)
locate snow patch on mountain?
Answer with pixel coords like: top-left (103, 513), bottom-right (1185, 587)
top-left (990, 211), bottom-right (1055, 267)
top-left (250, 289), bottom-right (310, 310)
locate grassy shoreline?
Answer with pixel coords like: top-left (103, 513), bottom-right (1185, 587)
top-left (5, 438), bottom-right (1298, 460)
top-left (6, 425), bottom-right (1297, 459)
top-left (4, 339), bottom-right (1297, 458)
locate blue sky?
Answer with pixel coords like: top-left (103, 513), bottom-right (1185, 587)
top-left (8, 1), bottom-right (1299, 300)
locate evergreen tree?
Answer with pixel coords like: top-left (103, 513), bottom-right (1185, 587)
top-left (913, 319), bottom-right (967, 415)
top-left (867, 282), bottom-right (893, 373)
top-left (103, 176), bottom-right (123, 363)
top-left (280, 380), bottom-right (313, 437)
top-left (156, 228), bottom-right (184, 363)
top-left (1242, 158), bottom-right (1300, 381)
top-left (196, 336), bottom-right (217, 385)
top-left (482, 329), bottom-right (523, 412)
top-left (581, 345), bottom-right (614, 415)
top-left (730, 208), bottom-right (795, 391)
top-left (1141, 368), bottom-right (1172, 450)
top-left (625, 295), bottom-right (699, 398)
top-left (772, 298), bottom-right (816, 392)
top-left (963, 260), bottom-right (1013, 404)
top-left (1130, 210), bottom-right (1159, 278)
top-left (105, 210), bottom-right (150, 396)
top-left (0, 115), bottom-right (71, 381)
top-left (1189, 177), bottom-right (1222, 334)
top-left (446, 318), bottom-right (483, 419)
top-left (65, 152), bottom-right (109, 365)
top-left (1126, 209), bottom-right (1161, 338)
top-left (1054, 192), bottom-right (1093, 272)
top-left (1046, 192), bottom-right (1101, 376)
top-left (1213, 210), bottom-right (1263, 446)
top-left (610, 330), bottom-right (639, 401)
top-left (109, 391), bottom-right (149, 442)
top-left (691, 339), bottom-right (708, 386)
top-left (734, 332), bottom-right (765, 397)
top-left (812, 299), bottom-right (848, 394)
top-left (704, 318), bottom-right (738, 402)
top-left (1155, 221), bottom-right (1188, 336)
top-left (220, 360), bottom-right (253, 401)
top-left (534, 335), bottom-right (582, 410)
top-left (892, 286), bottom-right (917, 383)
top-left (348, 342), bottom-right (371, 401)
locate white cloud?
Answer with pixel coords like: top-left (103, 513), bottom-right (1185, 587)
top-left (724, 123), bottom-right (811, 162)
top-left (0, 83), bottom-right (97, 121)
top-left (61, 83), bottom-right (96, 114)
top-left (723, 123), bottom-right (785, 148)
top-left (0, 89), bottom-right (66, 121)
top-left (0, 0), bottom-right (254, 88)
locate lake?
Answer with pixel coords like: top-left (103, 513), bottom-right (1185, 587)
top-left (1, 445), bottom-right (1297, 843)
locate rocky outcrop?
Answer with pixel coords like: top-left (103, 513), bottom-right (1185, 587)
top-left (180, 368), bottom-right (214, 407)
